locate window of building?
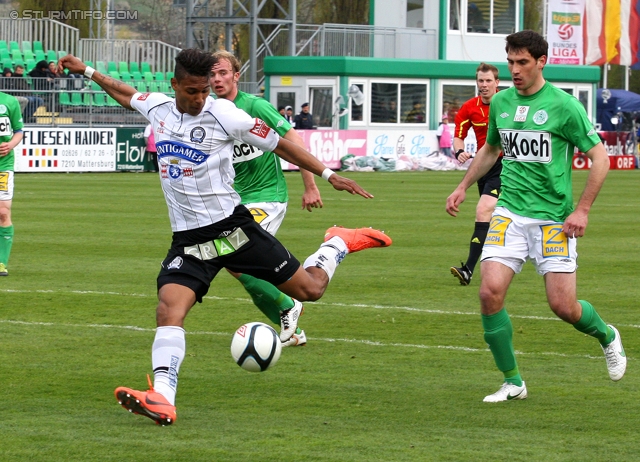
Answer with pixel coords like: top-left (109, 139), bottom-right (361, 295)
top-left (449, 0), bottom-right (516, 35)
top-left (370, 80), bottom-right (429, 125)
top-left (407, 0), bottom-right (424, 28)
top-left (309, 86), bottom-right (334, 128)
top-left (371, 82), bottom-right (398, 123)
top-left (349, 83), bottom-right (365, 123)
top-left (401, 84), bottom-right (427, 124)
top-left (441, 82), bottom-right (476, 122)
top-left (277, 92), bottom-right (296, 113)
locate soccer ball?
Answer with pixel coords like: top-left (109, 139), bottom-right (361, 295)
top-left (230, 322), bottom-right (282, 372)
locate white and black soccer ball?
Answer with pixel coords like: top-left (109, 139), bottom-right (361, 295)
top-left (230, 322), bottom-right (282, 372)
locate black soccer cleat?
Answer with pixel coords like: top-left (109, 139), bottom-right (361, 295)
top-left (451, 263), bottom-right (472, 286)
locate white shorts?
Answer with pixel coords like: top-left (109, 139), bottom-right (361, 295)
top-left (481, 206), bottom-right (577, 275)
top-left (244, 201), bottom-right (288, 236)
top-left (0, 171), bottom-right (14, 201)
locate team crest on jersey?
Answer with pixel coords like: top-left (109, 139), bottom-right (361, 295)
top-left (137, 93), bottom-right (150, 101)
top-left (533, 110), bottom-right (548, 125)
top-left (0, 104), bottom-right (6, 114)
top-left (190, 126), bottom-right (206, 143)
top-left (162, 163), bottom-right (194, 181)
top-left (250, 118), bottom-right (270, 138)
top-left (514, 106), bottom-right (529, 122)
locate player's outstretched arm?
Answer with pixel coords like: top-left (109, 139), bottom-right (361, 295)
top-left (283, 129), bottom-right (323, 211)
top-left (273, 137), bottom-right (373, 199)
top-left (58, 55), bottom-right (137, 110)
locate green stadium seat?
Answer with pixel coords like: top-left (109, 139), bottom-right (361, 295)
top-left (118, 61), bottom-right (128, 73)
top-left (107, 61), bottom-right (117, 72)
top-left (0, 49), bottom-right (9, 60)
top-left (120, 71), bottom-right (132, 81)
top-left (91, 80), bottom-right (101, 91)
top-left (135, 81), bottom-right (147, 93)
top-left (106, 95), bottom-right (120, 107)
top-left (96, 61), bottom-right (107, 73)
top-left (129, 62), bottom-right (140, 73)
top-left (11, 50), bottom-right (23, 62)
top-left (141, 62), bottom-right (151, 74)
top-left (22, 41), bottom-right (32, 53)
top-left (109, 71), bottom-right (121, 80)
top-left (25, 59), bottom-right (36, 72)
top-left (84, 60), bottom-right (94, 69)
top-left (34, 50), bottom-right (45, 62)
top-left (154, 71), bottom-right (164, 81)
top-left (1, 57), bottom-right (12, 71)
top-left (46, 49), bottom-right (57, 62)
top-left (93, 92), bottom-right (107, 107)
top-left (143, 71), bottom-right (154, 82)
top-left (158, 80), bottom-right (172, 94)
top-left (33, 41), bottom-right (43, 53)
top-left (23, 50), bottom-right (34, 61)
top-left (83, 92), bottom-right (92, 106)
top-left (147, 82), bottom-right (159, 93)
top-left (13, 58), bottom-right (25, 70)
top-left (59, 92), bottom-right (71, 106)
top-left (9, 41), bottom-right (19, 52)
top-left (0, 40), bottom-right (7, 51)
top-left (131, 71), bottom-right (143, 81)
top-left (70, 92), bottom-right (83, 106)
top-left (165, 71), bottom-right (174, 80)
top-left (57, 51), bottom-right (67, 60)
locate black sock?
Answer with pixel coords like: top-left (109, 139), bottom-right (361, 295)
top-left (465, 221), bottom-right (490, 273)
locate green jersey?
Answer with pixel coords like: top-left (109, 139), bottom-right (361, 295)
top-left (231, 91), bottom-right (292, 204)
top-left (486, 82), bottom-right (601, 221)
top-left (0, 91), bottom-right (24, 171)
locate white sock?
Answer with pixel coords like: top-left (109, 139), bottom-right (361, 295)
top-left (303, 236), bottom-right (348, 281)
top-left (151, 326), bottom-right (186, 405)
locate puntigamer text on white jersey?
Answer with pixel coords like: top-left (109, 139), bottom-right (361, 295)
top-left (499, 130), bottom-right (551, 163)
top-left (130, 92), bottom-right (280, 232)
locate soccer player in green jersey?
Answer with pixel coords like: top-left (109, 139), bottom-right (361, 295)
top-left (0, 91), bottom-right (24, 276)
top-left (446, 30), bottom-right (626, 402)
top-left (210, 50), bottom-right (323, 347)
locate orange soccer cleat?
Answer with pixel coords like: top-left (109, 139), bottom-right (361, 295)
top-left (324, 226), bottom-right (392, 253)
top-left (115, 375), bottom-right (177, 426)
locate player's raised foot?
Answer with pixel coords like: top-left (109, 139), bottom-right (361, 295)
top-left (450, 262), bottom-right (472, 286)
top-left (0, 263), bottom-right (7, 276)
top-left (483, 381), bottom-right (527, 403)
top-left (282, 328), bottom-right (307, 347)
top-left (280, 299), bottom-right (304, 342)
top-left (115, 375), bottom-right (176, 426)
top-left (324, 226), bottom-right (392, 253)
top-left (602, 325), bottom-right (626, 381)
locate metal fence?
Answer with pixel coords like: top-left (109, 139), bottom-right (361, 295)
top-left (1, 77), bottom-right (164, 127)
top-left (78, 39), bottom-right (182, 74)
top-left (0, 18), bottom-right (79, 57)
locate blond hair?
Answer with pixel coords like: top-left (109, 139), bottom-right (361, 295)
top-left (212, 50), bottom-right (241, 74)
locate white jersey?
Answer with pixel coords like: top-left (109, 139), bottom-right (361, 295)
top-left (130, 93), bottom-right (280, 232)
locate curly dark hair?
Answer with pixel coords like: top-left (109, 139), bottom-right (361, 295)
top-left (505, 30), bottom-right (548, 60)
top-left (174, 48), bottom-right (217, 81)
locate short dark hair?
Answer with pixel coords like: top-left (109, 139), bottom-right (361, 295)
top-left (505, 30), bottom-right (548, 60)
top-left (174, 48), bottom-right (217, 81)
top-left (476, 62), bottom-right (499, 79)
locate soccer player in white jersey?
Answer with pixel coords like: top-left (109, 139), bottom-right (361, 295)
top-left (446, 30), bottom-right (625, 403)
top-left (59, 49), bottom-right (392, 426)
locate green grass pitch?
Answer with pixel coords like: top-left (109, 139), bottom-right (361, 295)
top-left (1, 170), bottom-right (639, 461)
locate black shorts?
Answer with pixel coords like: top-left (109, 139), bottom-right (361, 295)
top-left (477, 157), bottom-right (502, 198)
top-left (157, 206), bottom-right (300, 302)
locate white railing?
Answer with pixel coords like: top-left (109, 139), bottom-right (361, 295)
top-left (0, 18), bottom-right (79, 56)
top-left (78, 39), bottom-right (182, 74)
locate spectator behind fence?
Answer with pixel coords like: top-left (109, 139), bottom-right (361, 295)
top-left (28, 60), bottom-right (55, 112)
top-left (11, 65), bottom-right (45, 123)
top-left (1, 68), bottom-right (27, 114)
top-left (294, 102), bottom-right (315, 129)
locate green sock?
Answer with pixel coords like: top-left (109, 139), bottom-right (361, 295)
top-left (482, 308), bottom-right (522, 386)
top-left (0, 225), bottom-right (14, 266)
top-left (238, 274), bottom-right (295, 325)
top-left (573, 300), bottom-right (614, 346)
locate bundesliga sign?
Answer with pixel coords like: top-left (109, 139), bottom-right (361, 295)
top-left (547, 0), bottom-right (585, 65)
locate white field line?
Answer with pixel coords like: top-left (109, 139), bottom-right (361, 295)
top-left (0, 288), bottom-right (634, 361)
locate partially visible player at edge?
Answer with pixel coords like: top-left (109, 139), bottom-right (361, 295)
top-left (0, 90), bottom-right (24, 277)
top-left (59, 49), bottom-right (392, 425)
top-left (446, 30), bottom-right (626, 403)
top-left (210, 50), bottom-right (320, 347)
top-left (450, 63), bottom-right (501, 286)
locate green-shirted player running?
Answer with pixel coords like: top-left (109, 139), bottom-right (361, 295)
top-left (447, 30), bottom-right (626, 402)
top-left (0, 91), bottom-right (24, 276)
top-left (211, 50), bottom-right (323, 347)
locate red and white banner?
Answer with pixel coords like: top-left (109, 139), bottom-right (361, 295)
top-left (584, 0), bottom-right (640, 65)
top-left (547, 0), bottom-right (585, 64)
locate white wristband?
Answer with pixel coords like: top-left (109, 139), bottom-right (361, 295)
top-left (321, 168), bottom-right (334, 181)
top-left (84, 66), bottom-right (95, 79)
